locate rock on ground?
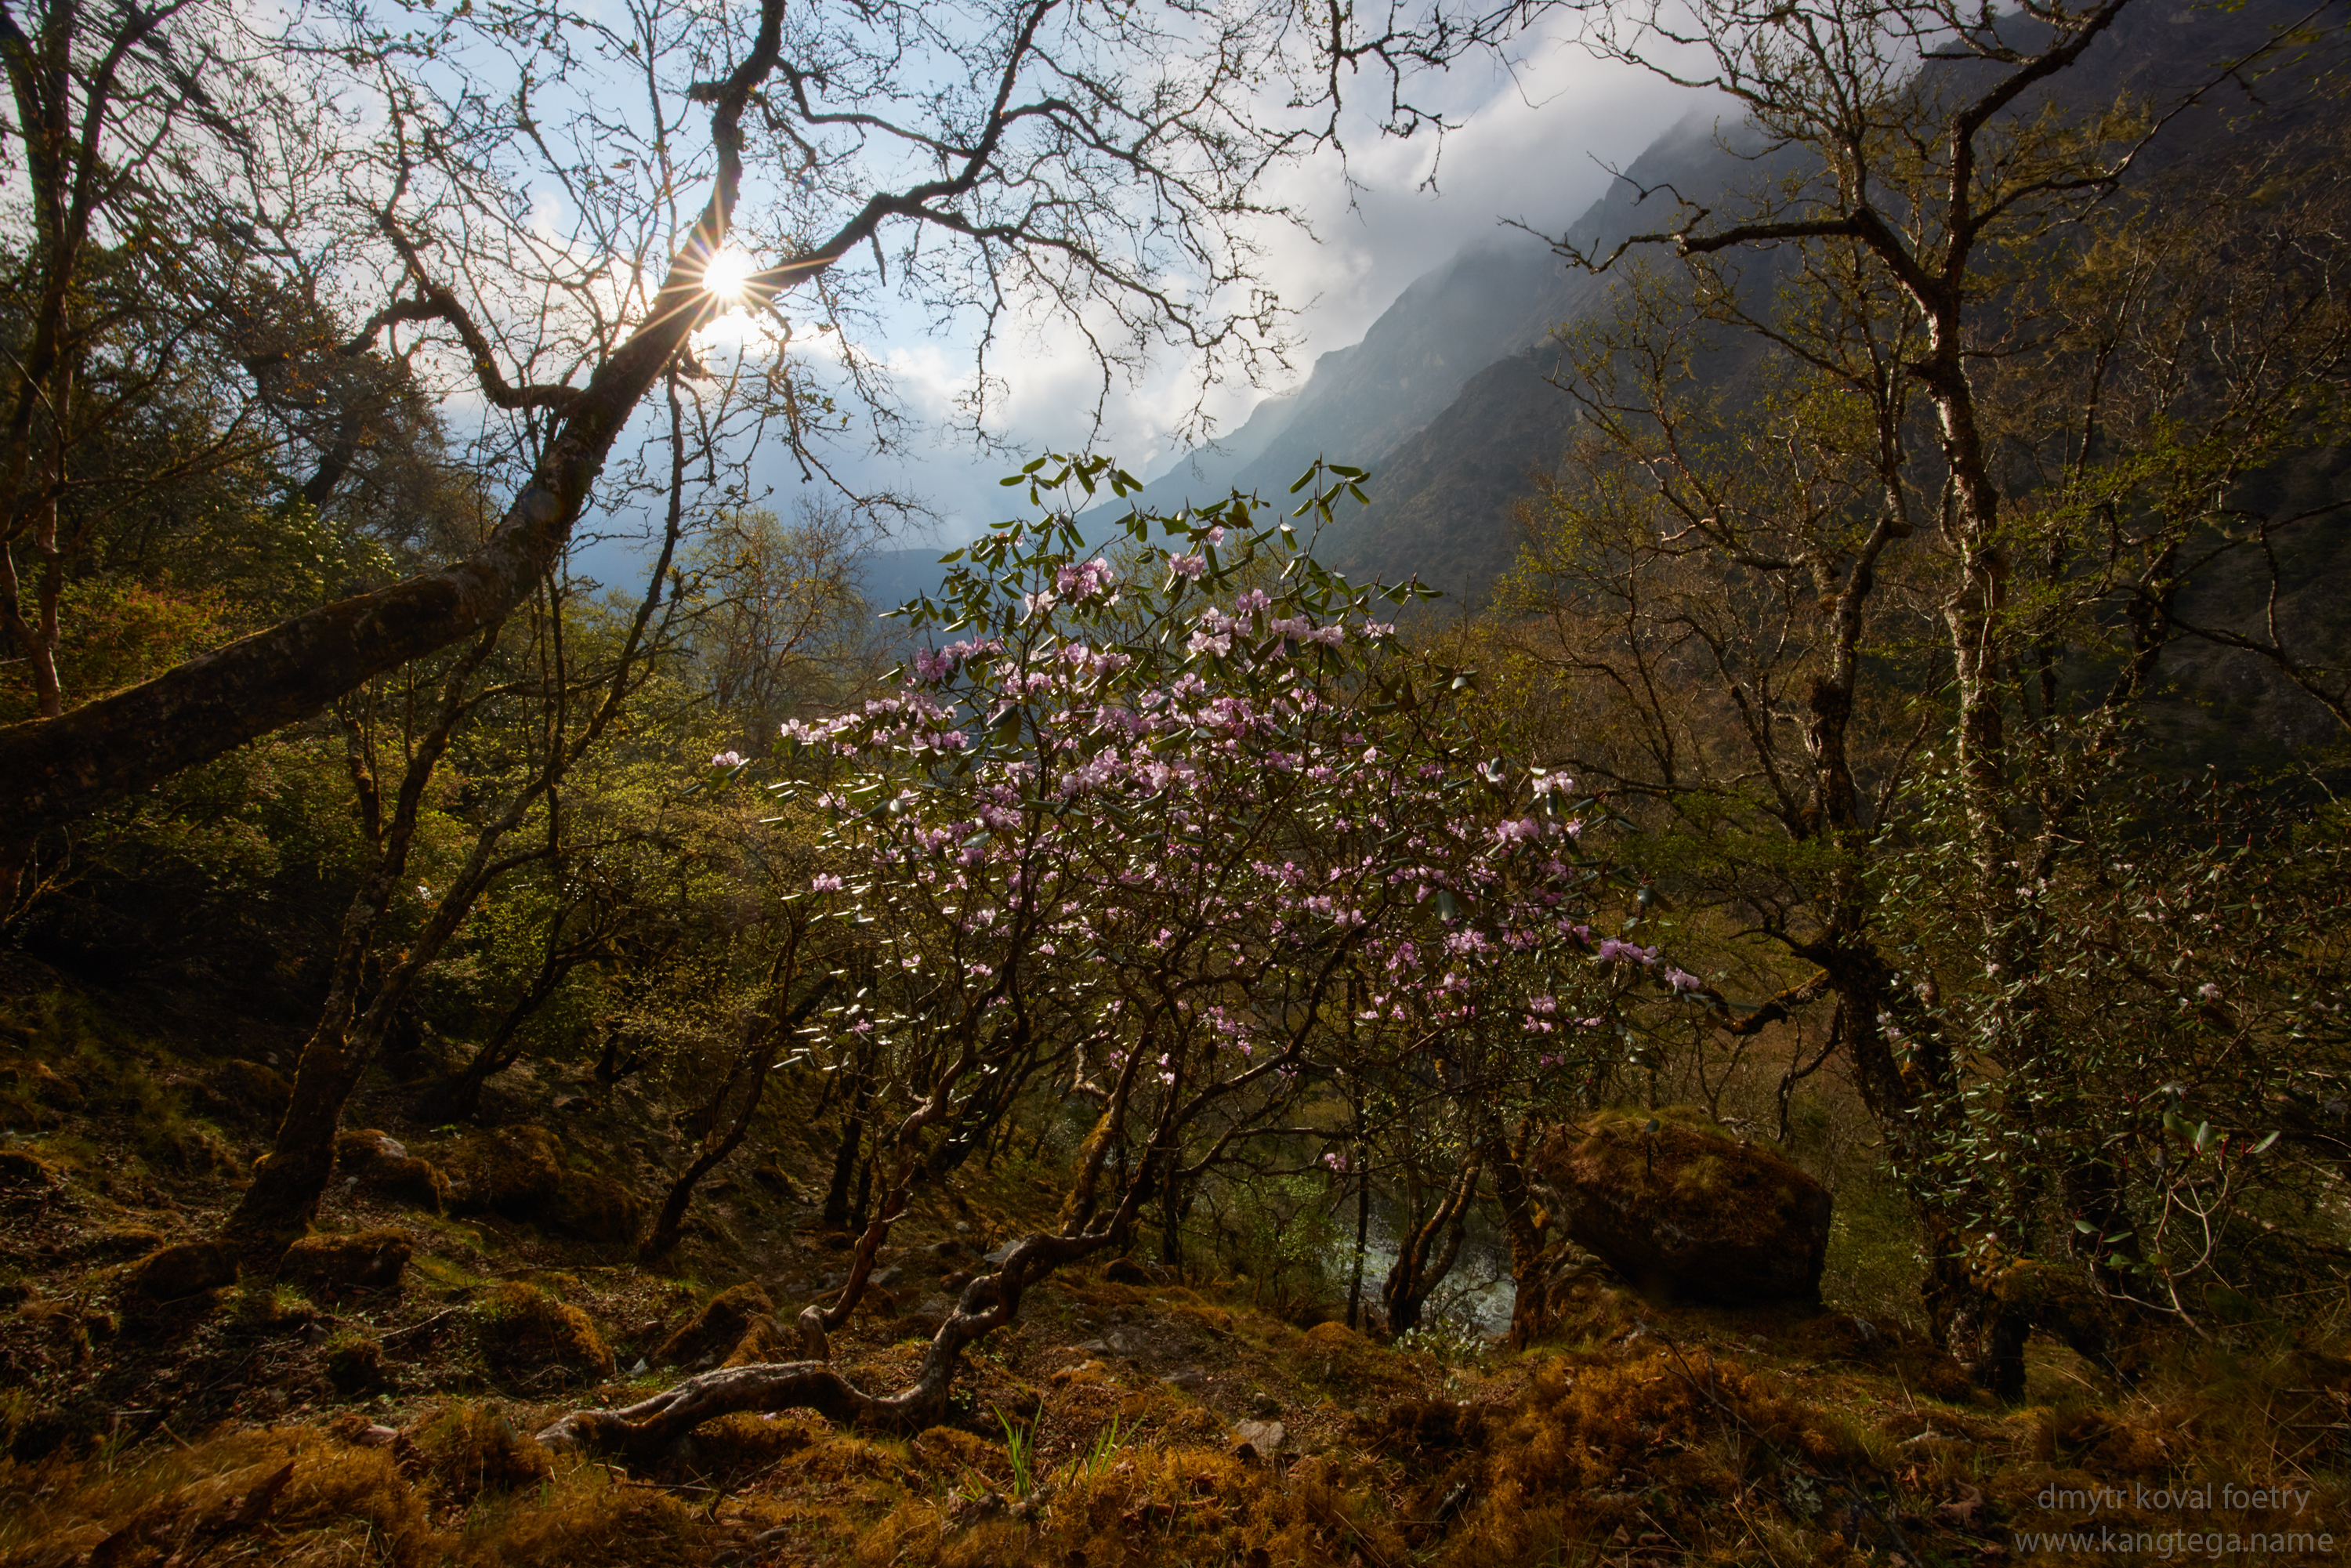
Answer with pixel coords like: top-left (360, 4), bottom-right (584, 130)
top-left (123, 1240), bottom-right (236, 1301)
top-left (657, 1281), bottom-right (774, 1368)
top-left (281, 1229), bottom-right (412, 1297)
top-left (1532, 1110), bottom-right (1831, 1307)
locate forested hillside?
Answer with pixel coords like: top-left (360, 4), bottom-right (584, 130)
top-left (2, 0), bottom-right (2348, 1563)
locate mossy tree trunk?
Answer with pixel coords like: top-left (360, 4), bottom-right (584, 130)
top-left (227, 389), bottom-right (697, 1276)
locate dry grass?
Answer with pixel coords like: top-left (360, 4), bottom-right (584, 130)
top-left (6, 969), bottom-right (2350, 1568)
top-left (2, 1246), bottom-right (2346, 1568)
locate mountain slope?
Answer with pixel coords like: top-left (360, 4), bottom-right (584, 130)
top-left (1090, 1), bottom-right (2346, 608)
top-left (1069, 114), bottom-right (1784, 598)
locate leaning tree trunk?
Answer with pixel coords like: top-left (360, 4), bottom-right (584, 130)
top-left (641, 1060), bottom-right (770, 1266)
top-left (0, 0), bottom-right (810, 856)
top-left (230, 1023), bottom-right (375, 1270)
top-left (222, 629), bottom-right (502, 1273)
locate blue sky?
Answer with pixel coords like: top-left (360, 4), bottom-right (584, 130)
top-left (563, 28), bottom-right (1703, 589)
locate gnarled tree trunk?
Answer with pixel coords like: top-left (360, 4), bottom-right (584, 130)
top-left (538, 1227), bottom-right (1114, 1464)
top-left (0, 0), bottom-right (820, 859)
top-left (1379, 1145), bottom-right (1480, 1337)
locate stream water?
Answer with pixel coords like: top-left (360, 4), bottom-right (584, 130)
top-left (1331, 1215), bottom-right (1517, 1336)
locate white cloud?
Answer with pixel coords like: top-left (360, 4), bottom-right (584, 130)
top-left (700, 41), bottom-right (1706, 549)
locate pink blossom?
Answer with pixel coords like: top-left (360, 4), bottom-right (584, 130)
top-left (1168, 552), bottom-right (1208, 581)
top-left (712, 750), bottom-right (744, 769)
top-left (810, 874), bottom-right (844, 892)
top-left (1055, 558), bottom-right (1117, 599)
top-left (1665, 967), bottom-right (1702, 994)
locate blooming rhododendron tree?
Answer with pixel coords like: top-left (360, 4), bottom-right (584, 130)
top-left (541, 457), bottom-right (1665, 1456)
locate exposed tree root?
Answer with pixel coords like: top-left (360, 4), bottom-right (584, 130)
top-left (537, 1229), bottom-right (1109, 1464)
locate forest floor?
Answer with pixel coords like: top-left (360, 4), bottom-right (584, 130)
top-left (0, 952), bottom-right (2346, 1567)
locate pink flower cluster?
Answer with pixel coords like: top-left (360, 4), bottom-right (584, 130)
top-left (1056, 558), bottom-right (1118, 599)
top-left (764, 491), bottom-right (1675, 1144)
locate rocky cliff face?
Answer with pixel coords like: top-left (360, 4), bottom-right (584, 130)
top-left (1081, 110), bottom-right (1749, 584)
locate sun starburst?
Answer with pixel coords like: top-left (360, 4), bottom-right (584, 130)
top-left (701, 245), bottom-right (758, 303)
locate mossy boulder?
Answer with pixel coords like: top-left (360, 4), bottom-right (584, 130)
top-left (723, 1313), bottom-right (795, 1367)
top-left (334, 1128), bottom-right (405, 1171)
top-left (471, 1280), bottom-right (614, 1385)
top-left (542, 1170), bottom-right (641, 1246)
top-left (338, 1129), bottom-right (448, 1213)
top-left (1, 1060), bottom-right (82, 1121)
top-left (1532, 1110), bottom-right (1831, 1306)
top-left (399, 1400), bottom-right (553, 1501)
top-left (656, 1281), bottom-right (774, 1369)
top-left (1297, 1319), bottom-right (1403, 1392)
top-left (0, 1146), bottom-right (59, 1190)
top-left (324, 1330), bottom-right (386, 1395)
top-left (357, 1156), bottom-right (450, 1215)
top-left (82, 1224), bottom-right (167, 1262)
top-left (124, 1240), bottom-right (237, 1301)
top-left (141, 1121), bottom-right (242, 1178)
top-left (445, 1127), bottom-right (631, 1240)
top-left (447, 1125), bottom-right (565, 1218)
top-left (199, 1059), bottom-right (292, 1124)
top-left (282, 1229), bottom-right (412, 1297)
